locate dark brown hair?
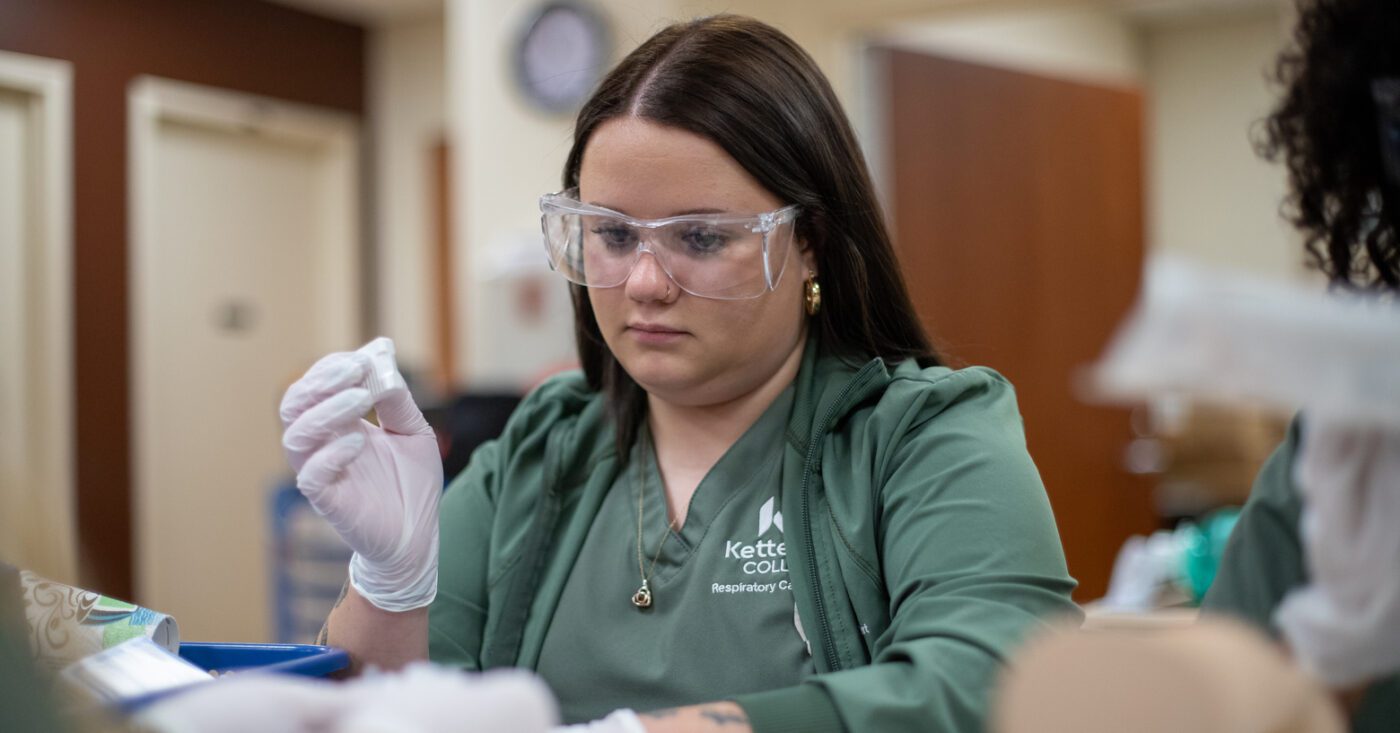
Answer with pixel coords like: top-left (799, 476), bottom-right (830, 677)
top-left (1261, 0), bottom-right (1400, 289)
top-left (563, 14), bottom-right (937, 451)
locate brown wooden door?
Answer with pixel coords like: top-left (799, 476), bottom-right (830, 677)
top-left (882, 48), bottom-right (1155, 600)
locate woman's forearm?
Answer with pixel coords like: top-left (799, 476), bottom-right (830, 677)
top-left (637, 702), bottom-right (753, 733)
top-left (322, 583), bottom-right (429, 674)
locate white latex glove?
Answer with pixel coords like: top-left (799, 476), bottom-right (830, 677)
top-left (339, 663), bottom-right (558, 733)
top-left (552, 709), bottom-right (648, 733)
top-left (132, 674), bottom-right (346, 733)
top-left (1275, 417), bottom-right (1400, 688)
top-left (134, 664), bottom-right (558, 733)
top-left (280, 340), bottom-right (443, 612)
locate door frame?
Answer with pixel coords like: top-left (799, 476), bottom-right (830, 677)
top-left (0, 49), bottom-right (75, 579)
top-left (127, 76), bottom-right (361, 602)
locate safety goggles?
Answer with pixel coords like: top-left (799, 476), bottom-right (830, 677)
top-left (538, 190), bottom-right (801, 300)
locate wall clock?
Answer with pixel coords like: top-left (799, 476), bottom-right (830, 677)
top-left (514, 1), bottom-right (611, 114)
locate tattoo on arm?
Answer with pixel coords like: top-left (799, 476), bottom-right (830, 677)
top-left (316, 581), bottom-right (350, 646)
top-left (697, 706), bottom-right (749, 726)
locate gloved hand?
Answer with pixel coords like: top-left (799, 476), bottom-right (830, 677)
top-left (339, 663), bottom-right (558, 733)
top-left (1275, 417), bottom-right (1400, 688)
top-left (552, 709), bottom-right (648, 733)
top-left (132, 674), bottom-right (346, 733)
top-left (134, 664), bottom-right (558, 733)
top-left (280, 341), bottom-right (443, 612)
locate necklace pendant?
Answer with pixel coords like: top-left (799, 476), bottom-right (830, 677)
top-left (632, 581), bottom-right (653, 609)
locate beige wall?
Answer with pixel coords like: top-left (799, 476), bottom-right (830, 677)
top-left (449, 0), bottom-right (568, 388)
top-left (447, 0), bottom-right (730, 388)
top-left (871, 2), bottom-right (1143, 86)
top-left (370, 18), bottom-right (445, 378)
top-left (1143, 6), bottom-right (1304, 280)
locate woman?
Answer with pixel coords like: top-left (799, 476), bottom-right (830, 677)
top-left (281, 15), bottom-right (1079, 732)
top-left (1202, 0), bottom-right (1400, 730)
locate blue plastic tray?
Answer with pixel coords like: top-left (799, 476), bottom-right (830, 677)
top-left (116, 642), bottom-right (349, 714)
top-left (178, 642), bottom-right (350, 677)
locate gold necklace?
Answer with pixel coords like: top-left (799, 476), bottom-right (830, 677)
top-left (633, 430), bottom-right (676, 609)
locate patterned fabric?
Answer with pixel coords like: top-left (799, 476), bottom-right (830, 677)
top-left (18, 569), bottom-right (179, 673)
top-left (0, 563), bottom-right (70, 733)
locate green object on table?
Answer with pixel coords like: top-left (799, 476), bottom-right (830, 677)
top-left (1182, 508), bottom-right (1242, 603)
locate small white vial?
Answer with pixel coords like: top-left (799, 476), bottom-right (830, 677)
top-left (356, 337), bottom-right (408, 401)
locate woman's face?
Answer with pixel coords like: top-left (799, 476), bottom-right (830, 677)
top-left (578, 117), bottom-right (813, 408)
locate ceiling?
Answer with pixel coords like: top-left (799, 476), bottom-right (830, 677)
top-left (262, 0), bottom-right (1282, 30)
top-left (1119, 0), bottom-right (1284, 24)
top-left (263, 0), bottom-right (442, 26)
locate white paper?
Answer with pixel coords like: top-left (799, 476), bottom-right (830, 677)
top-left (1090, 257), bottom-right (1400, 428)
top-left (59, 636), bottom-right (211, 704)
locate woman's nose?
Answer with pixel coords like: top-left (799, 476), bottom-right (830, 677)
top-left (624, 250), bottom-right (679, 303)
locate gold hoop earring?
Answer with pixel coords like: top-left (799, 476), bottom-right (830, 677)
top-left (804, 276), bottom-right (822, 316)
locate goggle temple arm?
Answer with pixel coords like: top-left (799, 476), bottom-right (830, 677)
top-left (763, 235), bottom-right (774, 290)
top-left (760, 207), bottom-right (800, 292)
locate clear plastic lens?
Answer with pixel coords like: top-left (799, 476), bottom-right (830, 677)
top-left (539, 193), bottom-right (799, 300)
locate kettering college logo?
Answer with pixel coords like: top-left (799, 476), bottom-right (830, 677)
top-left (724, 497), bottom-right (788, 575)
top-left (713, 497), bottom-right (791, 595)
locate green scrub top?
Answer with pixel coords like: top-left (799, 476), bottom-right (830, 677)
top-left (1203, 420), bottom-right (1400, 731)
top-left (535, 386), bottom-right (813, 723)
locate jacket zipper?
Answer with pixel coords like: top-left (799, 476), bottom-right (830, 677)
top-left (490, 426), bottom-right (563, 668)
top-left (801, 360), bottom-right (882, 673)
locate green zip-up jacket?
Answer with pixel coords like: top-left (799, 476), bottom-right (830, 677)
top-left (429, 340), bottom-right (1081, 732)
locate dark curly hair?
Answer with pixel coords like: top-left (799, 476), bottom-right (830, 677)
top-left (1260, 0), bottom-right (1400, 289)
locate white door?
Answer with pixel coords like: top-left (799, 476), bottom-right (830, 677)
top-left (0, 51), bottom-right (74, 584)
top-left (131, 78), bottom-right (359, 642)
